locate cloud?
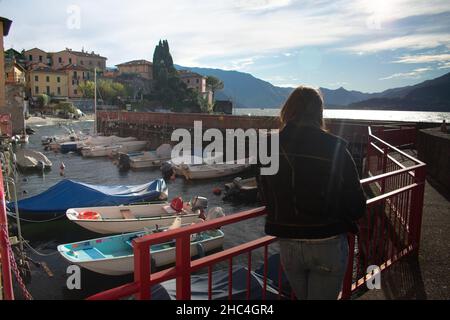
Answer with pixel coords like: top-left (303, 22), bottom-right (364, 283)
top-left (379, 67), bottom-right (432, 80)
top-left (232, 0), bottom-right (292, 11)
top-left (393, 53), bottom-right (450, 64)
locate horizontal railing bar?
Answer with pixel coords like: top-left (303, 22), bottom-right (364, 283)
top-left (133, 207), bottom-right (266, 248)
top-left (361, 164), bottom-right (424, 186)
top-left (366, 183), bottom-right (418, 205)
top-left (190, 236), bottom-right (277, 273)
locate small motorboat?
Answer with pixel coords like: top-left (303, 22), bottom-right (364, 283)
top-left (173, 158), bottom-right (254, 180)
top-left (57, 226), bottom-right (225, 275)
top-left (81, 141), bottom-right (147, 158)
top-left (223, 177), bottom-right (258, 202)
top-left (25, 126), bottom-right (36, 135)
top-left (15, 149), bottom-right (52, 171)
top-left (6, 179), bottom-right (168, 220)
top-left (120, 144), bottom-right (172, 170)
top-left (66, 196), bottom-right (210, 234)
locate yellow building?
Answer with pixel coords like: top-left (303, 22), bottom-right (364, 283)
top-left (59, 64), bottom-right (91, 98)
top-left (116, 60), bottom-right (153, 79)
top-left (51, 48), bottom-right (107, 71)
top-left (5, 61), bottom-right (26, 84)
top-left (1, 16), bottom-right (13, 108)
top-left (27, 64), bottom-right (68, 98)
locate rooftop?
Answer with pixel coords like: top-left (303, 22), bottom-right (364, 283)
top-left (55, 48), bottom-right (107, 60)
top-left (178, 70), bottom-right (205, 79)
top-left (116, 59), bottom-right (153, 67)
top-left (58, 63), bottom-right (90, 72)
top-left (0, 16), bottom-right (12, 36)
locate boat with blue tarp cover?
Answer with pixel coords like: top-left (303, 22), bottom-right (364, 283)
top-left (7, 179), bottom-right (168, 221)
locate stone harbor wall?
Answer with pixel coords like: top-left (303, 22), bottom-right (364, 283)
top-left (417, 126), bottom-right (450, 194)
top-left (4, 83), bottom-right (26, 134)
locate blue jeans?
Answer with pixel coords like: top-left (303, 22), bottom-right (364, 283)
top-left (279, 234), bottom-right (349, 300)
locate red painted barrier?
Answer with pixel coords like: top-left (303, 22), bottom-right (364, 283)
top-left (0, 163), bottom-right (14, 300)
top-left (88, 125), bottom-right (426, 300)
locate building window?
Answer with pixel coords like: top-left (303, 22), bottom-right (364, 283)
top-left (57, 76), bottom-right (61, 83)
top-left (46, 76), bottom-right (50, 82)
top-left (35, 75), bottom-right (39, 82)
top-left (35, 86), bottom-right (39, 94)
top-left (69, 58), bottom-right (72, 64)
top-left (187, 79), bottom-right (190, 84)
top-left (74, 71), bottom-right (78, 78)
top-left (29, 55), bottom-right (33, 61)
top-left (72, 80), bottom-right (75, 85)
top-left (57, 87), bottom-right (61, 95)
top-left (80, 60), bottom-right (84, 65)
top-left (74, 89), bottom-right (78, 95)
top-left (46, 86), bottom-right (50, 95)
top-left (58, 57), bottom-right (62, 63)
top-left (39, 55), bottom-right (43, 62)
top-left (196, 79), bottom-right (199, 84)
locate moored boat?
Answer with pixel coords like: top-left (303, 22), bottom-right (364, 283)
top-left (120, 144), bottom-right (172, 170)
top-left (15, 149), bottom-right (52, 171)
top-left (223, 177), bottom-right (258, 202)
top-left (173, 158), bottom-right (254, 180)
top-left (66, 196), bottom-right (209, 234)
top-left (81, 141), bottom-right (147, 158)
top-left (6, 179), bottom-right (168, 220)
top-left (57, 227), bottom-right (225, 275)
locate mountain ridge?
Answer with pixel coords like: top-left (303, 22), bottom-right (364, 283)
top-left (176, 65), bottom-right (450, 111)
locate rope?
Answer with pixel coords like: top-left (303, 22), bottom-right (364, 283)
top-left (1, 224), bottom-right (33, 300)
top-left (22, 240), bottom-right (59, 257)
top-left (7, 212), bottom-right (66, 223)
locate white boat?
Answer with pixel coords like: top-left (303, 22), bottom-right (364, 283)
top-left (127, 144), bottom-right (172, 169)
top-left (174, 158), bottom-right (253, 180)
top-left (57, 227), bottom-right (224, 275)
top-left (81, 140), bottom-right (147, 158)
top-left (66, 201), bottom-right (204, 234)
top-left (15, 149), bottom-right (52, 171)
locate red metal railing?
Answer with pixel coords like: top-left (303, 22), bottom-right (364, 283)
top-left (87, 125), bottom-right (426, 300)
top-left (0, 161), bottom-right (14, 300)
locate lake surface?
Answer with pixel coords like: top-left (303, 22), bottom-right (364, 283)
top-left (234, 108), bottom-right (450, 123)
top-left (13, 121), bottom-right (266, 300)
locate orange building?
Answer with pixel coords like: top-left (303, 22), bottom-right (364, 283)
top-left (179, 70), bottom-right (212, 106)
top-left (51, 48), bottom-right (107, 71)
top-left (24, 48), bottom-right (51, 65)
top-left (27, 64), bottom-right (68, 98)
top-left (5, 61), bottom-right (26, 84)
top-left (1, 17), bottom-right (13, 108)
top-left (116, 60), bottom-right (153, 79)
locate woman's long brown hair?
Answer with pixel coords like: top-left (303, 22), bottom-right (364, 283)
top-left (280, 86), bottom-right (325, 130)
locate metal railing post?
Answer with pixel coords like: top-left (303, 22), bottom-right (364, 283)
top-left (176, 234), bottom-right (192, 300)
top-left (0, 166), bottom-right (14, 300)
top-left (134, 242), bottom-right (150, 300)
top-left (410, 165), bottom-right (426, 253)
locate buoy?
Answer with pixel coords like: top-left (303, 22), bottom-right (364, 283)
top-left (170, 197), bottom-right (184, 212)
top-left (79, 211), bottom-right (101, 220)
top-left (212, 187), bottom-right (222, 196)
top-left (60, 162), bottom-right (66, 177)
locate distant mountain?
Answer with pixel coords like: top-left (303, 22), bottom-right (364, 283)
top-left (176, 65), bottom-right (450, 111)
top-left (350, 72), bottom-right (450, 111)
top-left (176, 66), bottom-right (292, 108)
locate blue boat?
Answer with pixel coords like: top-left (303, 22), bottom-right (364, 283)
top-left (7, 179), bottom-right (168, 220)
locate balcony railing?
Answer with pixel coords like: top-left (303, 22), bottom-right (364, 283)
top-left (84, 125), bottom-right (426, 300)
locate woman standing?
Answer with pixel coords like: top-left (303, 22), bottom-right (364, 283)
top-left (258, 86), bottom-right (366, 300)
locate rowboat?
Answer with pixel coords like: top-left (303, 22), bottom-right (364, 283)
top-left (81, 141), bottom-right (147, 158)
top-left (66, 200), bottom-right (205, 234)
top-left (57, 228), bottom-right (224, 275)
top-left (174, 158), bottom-right (254, 180)
top-left (15, 149), bottom-right (52, 171)
top-left (120, 144), bottom-right (172, 170)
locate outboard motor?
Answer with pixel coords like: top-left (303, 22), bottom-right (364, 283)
top-left (205, 207), bottom-right (226, 221)
top-left (161, 161), bottom-right (174, 180)
top-left (190, 196), bottom-right (208, 212)
top-left (118, 153), bottom-right (131, 171)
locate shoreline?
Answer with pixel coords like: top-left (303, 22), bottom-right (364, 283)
top-left (26, 114), bottom-right (95, 127)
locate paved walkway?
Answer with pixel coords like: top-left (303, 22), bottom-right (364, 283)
top-left (360, 180), bottom-right (450, 300)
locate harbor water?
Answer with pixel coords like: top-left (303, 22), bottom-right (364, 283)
top-left (12, 120), bottom-right (266, 300)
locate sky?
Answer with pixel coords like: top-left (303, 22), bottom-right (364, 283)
top-left (1, 0), bottom-right (450, 93)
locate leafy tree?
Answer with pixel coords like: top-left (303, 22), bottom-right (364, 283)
top-left (206, 76), bottom-right (224, 102)
top-left (78, 81), bottom-right (95, 98)
top-left (151, 39), bottom-right (205, 112)
top-left (37, 94), bottom-right (50, 108)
